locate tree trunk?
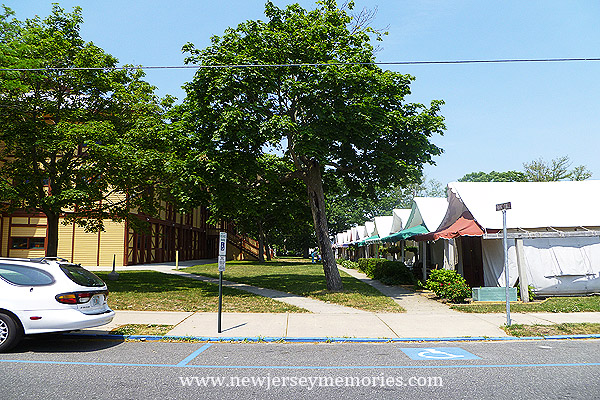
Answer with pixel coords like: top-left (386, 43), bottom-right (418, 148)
top-left (257, 221), bottom-right (265, 262)
top-left (302, 246), bottom-right (310, 259)
top-left (264, 232), bottom-right (272, 261)
top-left (303, 160), bottom-right (343, 291)
top-left (45, 210), bottom-right (60, 258)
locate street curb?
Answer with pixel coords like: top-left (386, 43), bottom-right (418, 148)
top-left (65, 332), bottom-right (600, 343)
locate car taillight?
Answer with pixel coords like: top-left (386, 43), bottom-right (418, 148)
top-left (55, 293), bottom-right (78, 304)
top-left (77, 292), bottom-right (93, 303)
top-left (55, 291), bottom-right (107, 304)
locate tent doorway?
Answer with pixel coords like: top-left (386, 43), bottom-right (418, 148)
top-left (460, 236), bottom-right (484, 287)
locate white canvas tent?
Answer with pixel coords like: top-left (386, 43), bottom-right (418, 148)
top-left (372, 216), bottom-right (394, 241)
top-left (391, 209), bottom-right (412, 233)
top-left (351, 226), bottom-right (359, 243)
top-left (434, 181), bottom-right (600, 295)
top-left (404, 197), bottom-right (456, 271)
top-left (407, 197), bottom-right (449, 232)
top-left (365, 221), bottom-right (376, 237)
top-left (356, 225), bottom-right (368, 241)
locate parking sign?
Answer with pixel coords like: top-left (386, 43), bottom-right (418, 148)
top-left (219, 232), bottom-right (227, 256)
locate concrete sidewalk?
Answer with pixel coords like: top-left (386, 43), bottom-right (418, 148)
top-left (86, 310), bottom-right (600, 339)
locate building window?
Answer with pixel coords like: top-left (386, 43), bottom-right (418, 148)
top-left (10, 238), bottom-right (28, 249)
top-left (30, 238), bottom-right (45, 249)
top-left (10, 237), bottom-right (45, 249)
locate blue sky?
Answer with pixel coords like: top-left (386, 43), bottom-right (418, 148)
top-left (6, 0), bottom-right (600, 185)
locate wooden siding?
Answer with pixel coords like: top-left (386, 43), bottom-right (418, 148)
top-left (10, 227), bottom-right (46, 238)
top-left (70, 224), bottom-right (100, 267)
top-left (0, 202), bottom-right (259, 266)
top-left (57, 221), bottom-right (74, 261)
top-left (1, 217), bottom-right (9, 257)
top-left (98, 220), bottom-right (125, 267)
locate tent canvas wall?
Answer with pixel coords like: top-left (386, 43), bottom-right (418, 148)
top-left (428, 181), bottom-right (600, 295)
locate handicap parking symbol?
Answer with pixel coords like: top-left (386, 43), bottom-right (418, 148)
top-left (400, 347), bottom-right (480, 360)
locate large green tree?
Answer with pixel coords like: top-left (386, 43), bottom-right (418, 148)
top-left (523, 155), bottom-right (592, 182)
top-left (201, 153), bottom-right (313, 262)
top-left (458, 155), bottom-right (592, 183)
top-left (0, 5), bottom-right (175, 257)
top-left (179, 1), bottom-right (445, 290)
top-left (458, 170), bottom-right (527, 182)
top-left (326, 176), bottom-right (444, 234)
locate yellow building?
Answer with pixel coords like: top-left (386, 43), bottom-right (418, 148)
top-left (0, 205), bottom-right (259, 266)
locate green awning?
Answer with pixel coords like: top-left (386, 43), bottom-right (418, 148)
top-left (358, 235), bottom-right (380, 246)
top-left (380, 224), bottom-right (429, 243)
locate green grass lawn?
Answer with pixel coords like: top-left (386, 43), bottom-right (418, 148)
top-left (95, 271), bottom-right (308, 313)
top-left (182, 259), bottom-right (404, 313)
top-left (451, 296), bottom-right (600, 313)
top-left (503, 323), bottom-right (600, 337)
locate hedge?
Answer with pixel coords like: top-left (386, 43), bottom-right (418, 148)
top-left (357, 258), bottom-right (416, 285)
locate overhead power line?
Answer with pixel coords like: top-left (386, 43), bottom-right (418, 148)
top-left (1, 57), bottom-right (599, 72)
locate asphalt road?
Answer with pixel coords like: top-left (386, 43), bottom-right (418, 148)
top-left (1, 336), bottom-right (599, 399)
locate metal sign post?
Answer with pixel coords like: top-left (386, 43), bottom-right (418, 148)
top-left (217, 232), bottom-right (227, 333)
top-left (496, 202), bottom-right (512, 326)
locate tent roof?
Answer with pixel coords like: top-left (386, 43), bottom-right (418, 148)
top-left (409, 197), bottom-right (449, 231)
top-left (374, 215), bottom-right (394, 238)
top-left (356, 225), bottom-right (367, 241)
top-left (365, 221), bottom-right (376, 237)
top-left (440, 181), bottom-right (600, 230)
top-left (391, 209), bottom-right (412, 233)
top-left (351, 226), bottom-right (359, 242)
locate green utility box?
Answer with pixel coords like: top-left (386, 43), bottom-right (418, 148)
top-left (472, 287), bottom-right (517, 302)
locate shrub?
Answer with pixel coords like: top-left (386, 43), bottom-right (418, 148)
top-left (357, 258), bottom-right (385, 278)
top-left (426, 269), bottom-right (471, 303)
top-left (357, 258), bottom-right (416, 285)
top-left (441, 280), bottom-right (471, 303)
top-left (337, 259), bottom-right (359, 270)
top-left (376, 261), bottom-right (417, 285)
top-left (516, 284), bottom-right (536, 302)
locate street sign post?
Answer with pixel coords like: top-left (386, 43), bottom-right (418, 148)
top-left (218, 232), bottom-right (227, 333)
top-left (496, 202), bottom-right (512, 326)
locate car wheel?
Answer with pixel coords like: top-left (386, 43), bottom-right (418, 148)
top-left (0, 313), bottom-right (22, 352)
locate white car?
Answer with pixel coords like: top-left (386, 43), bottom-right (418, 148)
top-left (0, 257), bottom-right (115, 352)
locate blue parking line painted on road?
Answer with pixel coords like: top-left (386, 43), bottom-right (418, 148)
top-left (1, 358), bottom-right (599, 370)
top-left (177, 343), bottom-right (213, 366)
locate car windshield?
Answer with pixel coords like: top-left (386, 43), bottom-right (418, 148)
top-left (59, 264), bottom-right (105, 287)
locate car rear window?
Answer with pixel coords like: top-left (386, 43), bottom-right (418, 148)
top-left (59, 264), bottom-right (105, 287)
top-left (0, 264), bottom-right (55, 286)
